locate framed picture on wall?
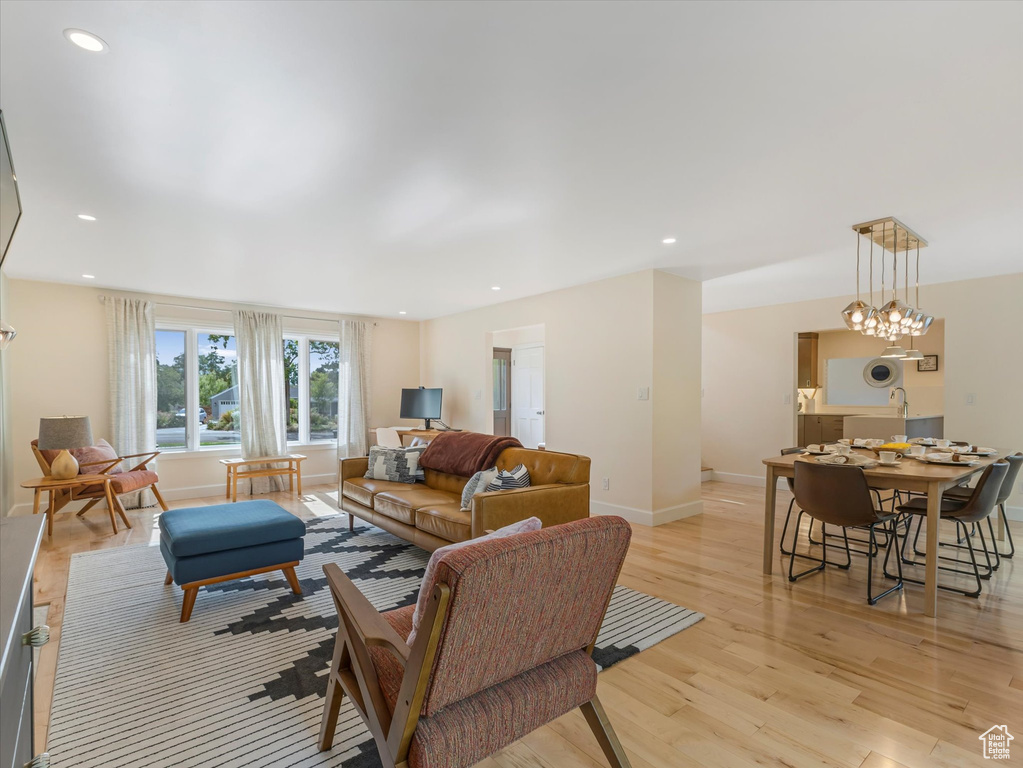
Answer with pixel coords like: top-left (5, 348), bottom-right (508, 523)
top-left (917, 354), bottom-right (939, 372)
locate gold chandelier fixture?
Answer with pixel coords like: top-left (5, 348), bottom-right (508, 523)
top-left (842, 217), bottom-right (931, 359)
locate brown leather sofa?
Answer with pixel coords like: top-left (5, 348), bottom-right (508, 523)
top-left (339, 447), bottom-right (591, 551)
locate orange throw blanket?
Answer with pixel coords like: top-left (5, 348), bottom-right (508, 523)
top-left (419, 432), bottom-right (522, 477)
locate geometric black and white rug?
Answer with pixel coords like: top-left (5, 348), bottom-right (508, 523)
top-left (47, 513), bottom-right (703, 767)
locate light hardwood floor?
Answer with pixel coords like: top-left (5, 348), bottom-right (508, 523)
top-left (32, 481), bottom-right (1022, 767)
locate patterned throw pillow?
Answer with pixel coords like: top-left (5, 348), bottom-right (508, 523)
top-left (485, 463), bottom-right (531, 492)
top-left (364, 444), bottom-right (428, 484)
top-left (406, 516), bottom-right (543, 646)
top-left (460, 467), bottom-right (500, 510)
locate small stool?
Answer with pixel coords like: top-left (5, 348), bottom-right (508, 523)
top-left (159, 499), bottom-right (306, 622)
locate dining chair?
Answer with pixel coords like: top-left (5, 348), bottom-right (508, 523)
top-left (375, 427), bottom-right (404, 448)
top-left (944, 452), bottom-right (1020, 560)
top-left (789, 462), bottom-right (904, 605)
top-left (890, 461), bottom-right (1009, 598)
top-left (778, 447), bottom-right (803, 556)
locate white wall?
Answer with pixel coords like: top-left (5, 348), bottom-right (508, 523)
top-left (420, 269), bottom-right (703, 525)
top-left (0, 270), bottom-right (12, 516)
top-left (703, 273), bottom-right (1023, 515)
top-left (492, 324), bottom-right (545, 349)
top-left (5, 278), bottom-right (420, 513)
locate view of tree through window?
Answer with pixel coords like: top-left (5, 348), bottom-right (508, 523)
top-left (198, 333), bottom-right (240, 446)
top-left (156, 330), bottom-right (186, 448)
top-left (284, 339), bottom-right (299, 441)
top-left (310, 341), bottom-right (340, 440)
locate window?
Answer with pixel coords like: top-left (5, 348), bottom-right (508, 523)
top-left (284, 337), bottom-right (339, 444)
top-left (309, 341), bottom-right (339, 440)
top-left (156, 326), bottom-right (337, 452)
top-left (156, 330), bottom-right (187, 449)
top-left (198, 333), bottom-right (240, 447)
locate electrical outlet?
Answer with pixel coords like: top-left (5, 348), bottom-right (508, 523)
top-left (637, 387), bottom-right (650, 401)
top-left (783, 393), bottom-right (792, 405)
top-left (602, 477), bottom-right (610, 491)
top-left (474, 389), bottom-right (482, 401)
top-left (966, 393), bottom-right (976, 405)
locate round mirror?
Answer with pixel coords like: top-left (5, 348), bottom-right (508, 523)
top-left (863, 358), bottom-right (899, 388)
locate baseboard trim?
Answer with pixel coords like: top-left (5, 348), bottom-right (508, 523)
top-left (1005, 505), bottom-right (1023, 522)
top-left (590, 498), bottom-right (703, 527)
top-left (6, 472), bottom-right (339, 517)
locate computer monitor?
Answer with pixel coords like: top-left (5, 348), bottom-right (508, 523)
top-left (400, 387), bottom-right (442, 428)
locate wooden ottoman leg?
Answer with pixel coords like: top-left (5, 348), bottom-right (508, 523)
top-left (348, 512), bottom-right (355, 532)
top-left (283, 565), bottom-right (302, 595)
top-left (180, 587), bottom-right (199, 622)
top-left (165, 570), bottom-right (174, 585)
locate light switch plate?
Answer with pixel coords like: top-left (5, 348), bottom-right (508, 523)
top-left (966, 393), bottom-right (975, 405)
top-left (602, 477), bottom-right (610, 490)
top-left (474, 389), bottom-right (482, 400)
top-left (637, 387), bottom-right (650, 401)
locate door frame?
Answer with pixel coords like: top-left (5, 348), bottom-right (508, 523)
top-left (492, 347), bottom-right (512, 437)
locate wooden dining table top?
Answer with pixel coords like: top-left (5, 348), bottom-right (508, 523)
top-left (762, 448), bottom-right (1003, 488)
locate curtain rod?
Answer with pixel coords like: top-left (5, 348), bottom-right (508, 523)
top-left (98, 295), bottom-right (377, 325)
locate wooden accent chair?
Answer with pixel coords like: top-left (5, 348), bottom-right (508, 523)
top-left (318, 515), bottom-right (634, 768)
top-left (31, 438), bottom-right (168, 528)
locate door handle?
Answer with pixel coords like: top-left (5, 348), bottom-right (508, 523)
top-left (536, 410), bottom-right (544, 415)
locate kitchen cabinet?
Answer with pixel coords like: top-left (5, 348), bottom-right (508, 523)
top-left (797, 332), bottom-right (819, 389)
top-left (799, 414), bottom-right (845, 446)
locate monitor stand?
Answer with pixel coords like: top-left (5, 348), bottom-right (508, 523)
top-left (422, 419), bottom-right (432, 429)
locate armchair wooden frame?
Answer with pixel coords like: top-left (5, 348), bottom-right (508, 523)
top-left (317, 562), bottom-right (632, 768)
top-left (31, 444), bottom-right (168, 529)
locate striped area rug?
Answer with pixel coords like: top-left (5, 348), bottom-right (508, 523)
top-left (47, 513), bottom-right (703, 767)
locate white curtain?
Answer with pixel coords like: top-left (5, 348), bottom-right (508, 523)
top-left (338, 320), bottom-right (370, 458)
top-left (106, 296), bottom-right (157, 508)
top-left (234, 310), bottom-right (288, 494)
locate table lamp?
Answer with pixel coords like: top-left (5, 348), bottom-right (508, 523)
top-left (38, 416), bottom-right (94, 480)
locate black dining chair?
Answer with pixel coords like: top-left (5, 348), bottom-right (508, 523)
top-left (944, 452), bottom-right (1021, 560)
top-left (889, 461), bottom-right (1009, 598)
top-left (789, 462), bottom-right (904, 605)
top-left (778, 447), bottom-right (803, 556)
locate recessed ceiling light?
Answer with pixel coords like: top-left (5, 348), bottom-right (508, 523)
top-left (77, 214), bottom-right (96, 221)
top-left (63, 29), bottom-right (108, 52)
top-left (491, 286), bottom-right (501, 291)
top-left (662, 237), bottom-right (677, 245)
top-left (82, 274), bottom-right (95, 279)
top-left (399, 311), bottom-right (407, 315)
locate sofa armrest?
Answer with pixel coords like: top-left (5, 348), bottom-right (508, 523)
top-left (469, 483), bottom-right (589, 538)
top-left (340, 457), bottom-right (369, 484)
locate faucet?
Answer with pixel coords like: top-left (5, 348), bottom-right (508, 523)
top-left (891, 387), bottom-right (909, 418)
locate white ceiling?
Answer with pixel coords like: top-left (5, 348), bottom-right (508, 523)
top-left (1, 1), bottom-right (1020, 319)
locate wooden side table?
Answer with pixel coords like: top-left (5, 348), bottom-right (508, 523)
top-left (219, 454), bottom-right (307, 502)
top-left (20, 474), bottom-right (118, 537)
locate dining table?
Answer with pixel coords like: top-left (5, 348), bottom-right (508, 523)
top-left (761, 448), bottom-right (1002, 618)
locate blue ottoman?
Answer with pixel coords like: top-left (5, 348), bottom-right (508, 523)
top-left (159, 499), bottom-right (306, 622)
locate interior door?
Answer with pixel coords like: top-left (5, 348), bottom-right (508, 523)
top-left (512, 344), bottom-right (545, 448)
top-left (492, 348), bottom-right (512, 437)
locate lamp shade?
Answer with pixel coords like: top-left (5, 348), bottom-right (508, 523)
top-left (38, 416), bottom-right (93, 450)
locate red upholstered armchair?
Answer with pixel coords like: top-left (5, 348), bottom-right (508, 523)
top-left (31, 438), bottom-right (168, 530)
top-left (318, 515), bottom-right (633, 768)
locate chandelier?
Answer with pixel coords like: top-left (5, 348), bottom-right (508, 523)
top-left (841, 217), bottom-right (931, 359)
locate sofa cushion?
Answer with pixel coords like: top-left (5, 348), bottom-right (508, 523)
top-left (342, 477), bottom-right (416, 508)
top-left (158, 500), bottom-right (306, 557)
top-left (375, 488), bottom-right (461, 526)
top-left (460, 467), bottom-right (500, 509)
top-left (33, 438), bottom-right (124, 474)
top-left (416, 504), bottom-right (471, 544)
top-left (365, 444), bottom-right (428, 483)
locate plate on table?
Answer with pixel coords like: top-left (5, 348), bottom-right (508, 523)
top-left (909, 438), bottom-right (937, 446)
top-left (919, 456), bottom-right (981, 466)
top-left (802, 449), bottom-right (831, 456)
top-left (956, 447), bottom-right (997, 456)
